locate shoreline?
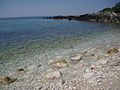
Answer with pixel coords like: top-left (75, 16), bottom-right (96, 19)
top-left (44, 11), bottom-right (120, 23)
top-left (0, 30), bottom-right (120, 90)
top-left (0, 2), bottom-right (120, 90)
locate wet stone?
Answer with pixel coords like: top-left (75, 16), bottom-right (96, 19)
top-left (49, 58), bottom-right (68, 68)
top-left (70, 55), bottom-right (82, 61)
top-left (16, 68), bottom-right (24, 72)
top-left (107, 48), bottom-right (118, 54)
top-left (0, 77), bottom-right (16, 84)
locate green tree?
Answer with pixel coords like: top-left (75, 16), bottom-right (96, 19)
top-left (100, 8), bottom-right (112, 12)
top-left (112, 2), bottom-right (120, 13)
top-left (99, 2), bottom-right (120, 13)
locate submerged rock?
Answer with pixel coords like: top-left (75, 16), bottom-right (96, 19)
top-left (0, 77), bottom-right (16, 84)
top-left (16, 68), bottom-right (24, 72)
top-left (49, 58), bottom-right (68, 68)
top-left (107, 48), bottom-right (118, 54)
top-left (43, 71), bottom-right (61, 81)
top-left (70, 55), bottom-right (82, 61)
top-left (91, 54), bottom-right (95, 56)
top-left (27, 65), bottom-right (38, 70)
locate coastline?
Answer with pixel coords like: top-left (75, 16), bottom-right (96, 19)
top-left (0, 29), bottom-right (120, 90)
top-left (0, 1), bottom-right (120, 90)
top-left (44, 11), bottom-right (120, 23)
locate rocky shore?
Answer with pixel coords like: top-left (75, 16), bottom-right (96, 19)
top-left (44, 11), bottom-right (120, 23)
top-left (0, 34), bottom-right (120, 90)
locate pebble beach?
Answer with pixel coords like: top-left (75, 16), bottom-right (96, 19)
top-left (1, 1), bottom-right (120, 90)
top-left (0, 27), bottom-right (120, 90)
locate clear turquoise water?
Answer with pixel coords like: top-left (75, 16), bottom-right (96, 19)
top-left (0, 18), bottom-right (120, 75)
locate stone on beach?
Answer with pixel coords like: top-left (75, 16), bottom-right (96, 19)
top-left (109, 59), bottom-right (120, 66)
top-left (0, 77), bottom-right (16, 84)
top-left (83, 72), bottom-right (95, 79)
top-left (90, 64), bottom-right (101, 70)
top-left (70, 55), bottom-right (82, 61)
top-left (49, 58), bottom-right (68, 68)
top-left (43, 71), bottom-right (61, 81)
top-left (99, 60), bottom-right (108, 65)
top-left (91, 54), bottom-right (100, 59)
top-left (107, 48), bottom-right (118, 54)
top-left (95, 54), bottom-right (100, 59)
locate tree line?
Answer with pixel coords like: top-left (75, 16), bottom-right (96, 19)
top-left (100, 2), bottom-right (120, 13)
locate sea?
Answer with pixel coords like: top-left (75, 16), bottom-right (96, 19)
top-left (0, 17), bottom-right (120, 75)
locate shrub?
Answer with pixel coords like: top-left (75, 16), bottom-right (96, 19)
top-left (112, 2), bottom-right (120, 13)
top-left (100, 8), bottom-right (112, 12)
top-left (99, 2), bottom-right (120, 13)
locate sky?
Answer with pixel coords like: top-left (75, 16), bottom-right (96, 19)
top-left (0, 0), bottom-right (119, 18)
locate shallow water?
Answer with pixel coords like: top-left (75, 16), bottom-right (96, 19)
top-left (0, 18), bottom-right (120, 75)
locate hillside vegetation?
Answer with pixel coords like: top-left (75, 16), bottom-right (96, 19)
top-left (100, 2), bottom-right (120, 13)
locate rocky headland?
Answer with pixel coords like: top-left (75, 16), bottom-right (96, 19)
top-left (44, 2), bottom-right (120, 23)
top-left (44, 11), bottom-right (120, 23)
top-left (0, 2), bottom-right (120, 90)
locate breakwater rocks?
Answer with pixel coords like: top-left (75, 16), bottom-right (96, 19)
top-left (44, 11), bottom-right (120, 23)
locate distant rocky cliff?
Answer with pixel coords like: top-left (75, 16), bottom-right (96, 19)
top-left (44, 11), bottom-right (120, 23)
top-left (44, 2), bottom-right (120, 23)
top-left (79, 11), bottom-right (120, 23)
